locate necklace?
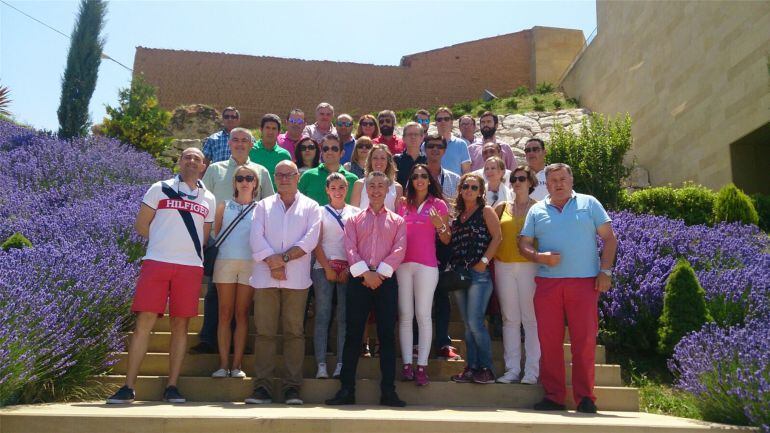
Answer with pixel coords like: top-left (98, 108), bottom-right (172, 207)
top-left (511, 198), bottom-right (530, 217)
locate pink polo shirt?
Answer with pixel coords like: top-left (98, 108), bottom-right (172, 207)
top-left (397, 196), bottom-right (449, 267)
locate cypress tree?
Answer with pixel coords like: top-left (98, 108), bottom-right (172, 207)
top-left (657, 259), bottom-right (712, 356)
top-left (57, 0), bottom-right (107, 139)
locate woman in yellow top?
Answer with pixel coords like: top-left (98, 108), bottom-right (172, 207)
top-left (493, 165), bottom-right (540, 385)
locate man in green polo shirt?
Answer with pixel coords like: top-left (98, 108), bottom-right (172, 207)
top-left (298, 133), bottom-right (358, 205)
top-left (250, 113), bottom-right (292, 186)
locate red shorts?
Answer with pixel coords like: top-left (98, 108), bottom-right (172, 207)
top-left (132, 259), bottom-right (202, 318)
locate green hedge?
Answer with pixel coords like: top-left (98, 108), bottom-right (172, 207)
top-left (623, 183), bottom-right (716, 226)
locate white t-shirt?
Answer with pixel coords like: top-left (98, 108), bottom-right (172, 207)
top-left (313, 204), bottom-right (360, 269)
top-left (142, 176), bottom-right (216, 267)
top-left (531, 169), bottom-right (548, 201)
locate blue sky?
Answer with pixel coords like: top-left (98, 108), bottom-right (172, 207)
top-left (1, 0), bottom-right (596, 131)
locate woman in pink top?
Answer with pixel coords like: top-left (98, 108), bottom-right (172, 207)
top-left (395, 164), bottom-right (451, 386)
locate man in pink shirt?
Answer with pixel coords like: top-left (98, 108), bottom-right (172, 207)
top-left (246, 160), bottom-right (321, 406)
top-left (277, 108), bottom-right (305, 158)
top-left (326, 171), bottom-right (407, 408)
top-left (468, 111), bottom-right (517, 171)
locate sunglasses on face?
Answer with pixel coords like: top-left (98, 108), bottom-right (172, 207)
top-left (410, 173), bottom-right (430, 180)
top-left (322, 146), bottom-right (340, 153)
top-left (275, 172), bottom-right (298, 180)
top-left (288, 118), bottom-right (304, 125)
top-left (235, 175), bottom-right (255, 183)
top-left (357, 144), bottom-right (373, 150)
top-left (435, 116), bottom-right (452, 123)
top-left (416, 118), bottom-right (430, 125)
top-left (425, 142), bottom-right (446, 149)
top-left (299, 144), bottom-right (316, 151)
top-left (511, 175), bottom-right (528, 183)
top-left (223, 115), bottom-right (239, 120)
top-left (360, 121), bottom-right (376, 127)
top-left (336, 121), bottom-right (353, 127)
top-left (524, 146), bottom-right (541, 153)
top-left (461, 184), bottom-right (480, 191)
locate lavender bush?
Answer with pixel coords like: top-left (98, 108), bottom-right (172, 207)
top-left (0, 120), bottom-right (168, 404)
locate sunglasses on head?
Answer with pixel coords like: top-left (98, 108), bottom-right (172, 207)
top-left (524, 146), bottom-right (541, 153)
top-left (223, 115), bottom-right (239, 120)
top-left (410, 173), bottom-right (430, 180)
top-left (461, 183), bottom-right (479, 191)
top-left (336, 121), bottom-right (353, 127)
top-left (299, 144), bottom-right (316, 151)
top-left (322, 146), bottom-right (340, 152)
top-left (288, 118), bottom-right (304, 125)
top-left (511, 175), bottom-right (528, 183)
top-left (235, 175), bottom-right (255, 183)
top-left (425, 142), bottom-right (446, 149)
top-left (435, 116), bottom-right (452, 123)
top-left (360, 121), bottom-right (375, 127)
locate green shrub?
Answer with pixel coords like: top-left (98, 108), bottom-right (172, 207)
top-left (566, 96), bottom-right (580, 107)
top-left (102, 75), bottom-right (172, 158)
top-left (623, 184), bottom-right (716, 226)
top-left (512, 85), bottom-right (529, 97)
top-left (713, 184), bottom-right (759, 226)
top-left (476, 108), bottom-right (487, 117)
top-left (658, 259), bottom-right (712, 357)
top-left (675, 184), bottom-right (717, 226)
top-left (1, 233), bottom-right (32, 251)
top-left (536, 82), bottom-right (554, 94)
top-left (547, 113), bottom-right (633, 208)
top-left (481, 100), bottom-right (494, 111)
top-left (750, 193), bottom-right (770, 232)
top-left (504, 98), bottom-right (518, 110)
top-left (532, 96), bottom-right (541, 104)
top-left (553, 99), bottom-right (563, 110)
top-left (395, 108), bottom-right (416, 124)
top-left (451, 101), bottom-right (473, 118)
top-left (533, 103), bottom-right (546, 112)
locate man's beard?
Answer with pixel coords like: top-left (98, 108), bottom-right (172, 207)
top-left (480, 126), bottom-right (496, 139)
top-left (380, 125), bottom-right (394, 136)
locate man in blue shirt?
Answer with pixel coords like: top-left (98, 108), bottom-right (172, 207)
top-left (519, 163), bottom-right (617, 414)
top-left (202, 106), bottom-right (241, 166)
top-left (336, 114), bottom-right (356, 165)
top-left (433, 107), bottom-right (471, 175)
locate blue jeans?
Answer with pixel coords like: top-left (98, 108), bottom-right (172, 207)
top-left (453, 268), bottom-right (494, 370)
top-left (311, 268), bottom-right (347, 364)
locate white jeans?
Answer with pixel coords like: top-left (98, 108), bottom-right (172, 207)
top-left (495, 261), bottom-right (540, 378)
top-left (396, 262), bottom-right (439, 366)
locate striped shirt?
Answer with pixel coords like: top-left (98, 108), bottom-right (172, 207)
top-left (202, 129), bottom-right (232, 163)
top-left (345, 206), bottom-right (406, 278)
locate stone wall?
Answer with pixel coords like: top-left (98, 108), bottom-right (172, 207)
top-left (561, 0), bottom-right (770, 193)
top-left (133, 26), bottom-right (585, 128)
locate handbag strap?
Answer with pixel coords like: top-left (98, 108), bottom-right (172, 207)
top-left (324, 205), bottom-right (345, 230)
top-left (214, 201), bottom-right (256, 248)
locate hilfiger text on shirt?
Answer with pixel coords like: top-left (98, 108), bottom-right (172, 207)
top-left (158, 199), bottom-right (210, 218)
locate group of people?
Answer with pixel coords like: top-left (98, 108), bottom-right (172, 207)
top-left (106, 102), bottom-right (617, 414)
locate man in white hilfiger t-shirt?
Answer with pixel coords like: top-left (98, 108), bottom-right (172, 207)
top-left (106, 147), bottom-right (216, 405)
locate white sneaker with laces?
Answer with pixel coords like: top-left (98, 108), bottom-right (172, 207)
top-left (211, 368), bottom-right (229, 378)
top-left (332, 363), bottom-right (343, 378)
top-left (496, 369), bottom-right (520, 384)
top-left (230, 368), bottom-right (246, 378)
top-left (316, 362), bottom-right (329, 379)
top-left (520, 374), bottom-right (538, 385)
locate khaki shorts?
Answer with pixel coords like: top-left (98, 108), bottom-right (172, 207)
top-left (213, 259), bottom-right (253, 285)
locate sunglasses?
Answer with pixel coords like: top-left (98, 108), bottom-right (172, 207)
top-left (410, 173), bottom-right (430, 180)
top-left (223, 115), bottom-right (239, 120)
top-left (357, 144), bottom-right (373, 150)
top-left (336, 121), bottom-right (353, 127)
top-left (235, 175), bottom-right (255, 183)
top-left (322, 146), bottom-right (340, 152)
top-left (524, 146), bottom-right (541, 153)
top-left (511, 175), bottom-right (528, 183)
top-left (461, 184), bottom-right (480, 191)
top-left (416, 118), bottom-right (430, 125)
top-left (299, 144), bottom-right (316, 151)
top-left (435, 116), bottom-right (452, 123)
top-left (360, 121), bottom-right (376, 127)
top-left (288, 118), bottom-right (304, 125)
top-left (425, 142), bottom-right (446, 149)
top-left (275, 172), bottom-right (298, 180)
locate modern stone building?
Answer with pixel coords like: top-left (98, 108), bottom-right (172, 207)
top-left (133, 26), bottom-right (584, 128)
top-left (561, 0), bottom-right (770, 194)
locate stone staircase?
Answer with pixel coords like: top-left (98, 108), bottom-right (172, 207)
top-left (0, 281), bottom-right (753, 433)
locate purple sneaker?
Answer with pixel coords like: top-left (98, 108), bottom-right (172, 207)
top-left (415, 365), bottom-right (429, 386)
top-left (401, 364), bottom-right (415, 381)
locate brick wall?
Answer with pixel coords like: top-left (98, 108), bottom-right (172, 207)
top-left (133, 27), bottom-right (584, 128)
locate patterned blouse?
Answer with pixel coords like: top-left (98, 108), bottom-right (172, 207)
top-left (449, 205), bottom-right (491, 270)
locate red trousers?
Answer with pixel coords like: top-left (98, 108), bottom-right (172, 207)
top-left (534, 277), bottom-right (598, 405)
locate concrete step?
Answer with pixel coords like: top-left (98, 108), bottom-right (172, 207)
top-left (5, 402), bottom-right (746, 433)
top-left (109, 353), bottom-right (622, 386)
top-left (128, 332), bottom-right (605, 363)
top-left (94, 376), bottom-right (640, 411)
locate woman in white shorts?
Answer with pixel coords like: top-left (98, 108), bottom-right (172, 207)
top-left (211, 165), bottom-right (260, 378)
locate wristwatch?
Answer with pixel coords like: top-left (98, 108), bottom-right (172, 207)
top-left (480, 256), bottom-right (490, 265)
top-left (282, 253), bottom-right (290, 263)
top-left (600, 268), bottom-right (612, 278)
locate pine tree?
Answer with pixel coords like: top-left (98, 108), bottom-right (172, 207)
top-left (57, 0), bottom-right (107, 139)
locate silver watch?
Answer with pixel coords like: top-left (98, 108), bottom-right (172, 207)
top-left (600, 268), bottom-right (612, 278)
top-left (481, 256), bottom-right (490, 265)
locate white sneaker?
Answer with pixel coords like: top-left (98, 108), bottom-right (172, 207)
top-left (211, 368), bottom-right (229, 378)
top-left (496, 369), bottom-right (521, 384)
top-left (315, 363), bottom-right (329, 379)
top-left (332, 363), bottom-right (343, 378)
top-left (520, 374), bottom-right (538, 385)
top-left (230, 368), bottom-right (246, 378)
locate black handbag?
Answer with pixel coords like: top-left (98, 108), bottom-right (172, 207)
top-left (437, 267), bottom-right (472, 292)
top-left (203, 202), bottom-right (256, 277)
